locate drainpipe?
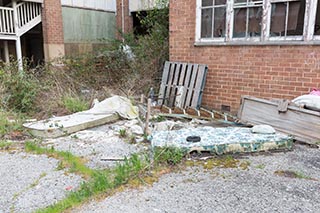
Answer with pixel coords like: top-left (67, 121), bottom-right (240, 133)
top-left (121, 0), bottom-right (125, 41)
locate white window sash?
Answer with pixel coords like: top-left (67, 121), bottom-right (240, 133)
top-left (195, 0), bottom-right (318, 44)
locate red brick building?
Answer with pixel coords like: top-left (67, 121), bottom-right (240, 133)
top-left (169, 0), bottom-right (320, 113)
top-left (0, 0), bottom-right (117, 68)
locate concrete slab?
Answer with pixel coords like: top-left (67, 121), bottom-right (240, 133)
top-left (151, 127), bottom-right (293, 154)
top-left (23, 113), bottom-right (119, 138)
top-left (23, 96), bottom-right (139, 138)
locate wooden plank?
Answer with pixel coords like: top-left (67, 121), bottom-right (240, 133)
top-left (180, 63), bottom-right (192, 108)
top-left (157, 61), bottom-right (170, 105)
top-left (169, 63), bottom-right (181, 107)
top-left (165, 62), bottom-right (176, 106)
top-left (175, 63), bottom-right (188, 108)
top-left (191, 65), bottom-right (207, 108)
top-left (185, 64), bottom-right (199, 108)
top-left (238, 96), bottom-right (320, 144)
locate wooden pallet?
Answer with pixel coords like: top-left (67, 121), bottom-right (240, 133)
top-left (157, 61), bottom-right (208, 109)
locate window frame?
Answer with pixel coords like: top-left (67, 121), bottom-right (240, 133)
top-left (195, 0), bottom-right (318, 45)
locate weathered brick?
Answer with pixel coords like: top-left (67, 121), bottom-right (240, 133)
top-left (169, 0), bottom-right (320, 113)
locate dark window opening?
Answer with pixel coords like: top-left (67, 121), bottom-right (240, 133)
top-left (314, 2), bottom-right (320, 35)
top-left (270, 0), bottom-right (305, 37)
top-left (201, 0), bottom-right (227, 38)
top-left (132, 11), bottom-right (149, 36)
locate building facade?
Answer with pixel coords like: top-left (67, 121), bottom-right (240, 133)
top-left (169, 0), bottom-right (320, 113)
top-left (0, 0), bottom-right (117, 68)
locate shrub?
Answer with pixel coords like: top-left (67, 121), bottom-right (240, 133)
top-left (0, 62), bottom-right (39, 113)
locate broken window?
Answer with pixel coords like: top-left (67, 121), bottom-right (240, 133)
top-left (233, 0), bottom-right (263, 38)
top-left (201, 0), bottom-right (227, 38)
top-left (270, 0), bottom-right (305, 37)
top-left (196, 0), bottom-right (319, 43)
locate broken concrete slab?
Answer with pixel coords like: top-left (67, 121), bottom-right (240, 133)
top-left (151, 127), bottom-right (292, 155)
top-left (24, 113), bottom-right (119, 138)
top-left (23, 96), bottom-right (139, 138)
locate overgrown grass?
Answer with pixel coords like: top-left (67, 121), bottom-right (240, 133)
top-left (25, 141), bottom-right (183, 213)
top-left (0, 110), bottom-right (24, 138)
top-left (25, 141), bottom-right (93, 177)
top-left (0, 140), bottom-right (12, 149)
top-left (153, 147), bottom-right (185, 166)
top-left (62, 95), bottom-right (89, 113)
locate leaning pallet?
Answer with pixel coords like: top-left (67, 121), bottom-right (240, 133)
top-left (157, 61), bottom-right (208, 109)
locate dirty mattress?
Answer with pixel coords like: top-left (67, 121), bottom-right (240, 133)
top-left (151, 127), bottom-right (293, 154)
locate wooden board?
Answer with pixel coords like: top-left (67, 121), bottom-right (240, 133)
top-left (158, 61), bottom-right (208, 109)
top-left (238, 96), bottom-right (320, 144)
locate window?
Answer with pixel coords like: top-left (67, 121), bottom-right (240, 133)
top-left (201, 0), bottom-right (227, 38)
top-left (195, 0), bottom-right (320, 44)
top-left (233, 0), bottom-right (263, 38)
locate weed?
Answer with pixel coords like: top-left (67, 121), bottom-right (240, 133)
top-left (255, 164), bottom-right (266, 169)
top-left (62, 95), bottom-right (88, 113)
top-left (25, 141), bottom-right (93, 177)
top-left (0, 110), bottom-right (24, 138)
top-left (56, 161), bottom-right (66, 171)
top-left (71, 134), bottom-right (79, 139)
top-left (274, 170), bottom-right (314, 180)
top-left (119, 129), bottom-right (127, 138)
top-left (0, 62), bottom-right (39, 113)
top-left (153, 147), bottom-right (185, 166)
top-left (151, 115), bottom-right (166, 122)
top-left (0, 140), bottom-right (12, 149)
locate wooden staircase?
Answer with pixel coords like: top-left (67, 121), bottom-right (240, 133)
top-left (0, 0), bottom-right (42, 69)
top-left (0, 1), bottom-right (42, 40)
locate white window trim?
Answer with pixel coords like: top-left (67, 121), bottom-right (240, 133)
top-left (195, 0), bottom-right (320, 45)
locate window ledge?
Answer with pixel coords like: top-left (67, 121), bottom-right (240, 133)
top-left (194, 40), bottom-right (320, 46)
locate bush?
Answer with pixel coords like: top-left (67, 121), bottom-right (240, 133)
top-left (0, 62), bottom-right (39, 113)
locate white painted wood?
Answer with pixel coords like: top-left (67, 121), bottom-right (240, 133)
top-left (15, 36), bottom-right (23, 71)
top-left (3, 40), bottom-right (9, 63)
top-left (22, 0), bottom-right (43, 3)
top-left (306, 0), bottom-right (317, 41)
top-left (61, 0), bottom-right (116, 12)
top-left (129, 0), bottom-right (156, 12)
top-left (226, 0), bottom-right (233, 41)
top-left (195, 0), bottom-right (201, 42)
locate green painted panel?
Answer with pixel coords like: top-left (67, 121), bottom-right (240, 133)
top-left (62, 7), bottom-right (116, 43)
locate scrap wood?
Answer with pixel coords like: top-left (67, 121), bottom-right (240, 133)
top-left (238, 95), bottom-right (320, 145)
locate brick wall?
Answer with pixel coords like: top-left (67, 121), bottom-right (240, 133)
top-left (42, 0), bottom-right (65, 60)
top-left (116, 0), bottom-right (133, 39)
top-left (42, 0), bottom-right (64, 44)
top-left (169, 0), bottom-right (320, 114)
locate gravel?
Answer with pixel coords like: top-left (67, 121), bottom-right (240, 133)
top-left (0, 152), bottom-right (82, 213)
top-left (43, 120), bottom-right (146, 169)
top-left (74, 144), bottom-right (320, 213)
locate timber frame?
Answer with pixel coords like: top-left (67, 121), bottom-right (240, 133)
top-left (195, 0), bottom-right (320, 45)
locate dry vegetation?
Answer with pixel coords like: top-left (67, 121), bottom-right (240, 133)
top-left (0, 1), bottom-right (169, 139)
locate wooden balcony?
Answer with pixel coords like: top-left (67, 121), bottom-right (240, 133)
top-left (0, 1), bottom-right (41, 40)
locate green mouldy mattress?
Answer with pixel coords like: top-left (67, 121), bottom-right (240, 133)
top-left (151, 127), bottom-right (293, 155)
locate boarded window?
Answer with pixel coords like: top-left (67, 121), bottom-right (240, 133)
top-left (233, 0), bottom-right (263, 38)
top-left (270, 0), bottom-right (305, 37)
top-left (201, 0), bottom-right (227, 38)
